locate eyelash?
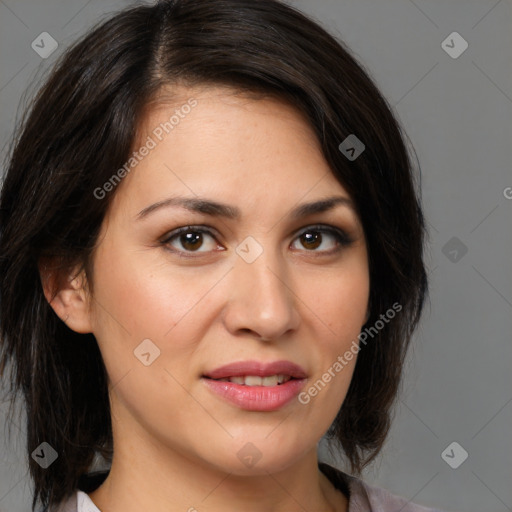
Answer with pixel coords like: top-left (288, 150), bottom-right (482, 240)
top-left (160, 224), bottom-right (354, 258)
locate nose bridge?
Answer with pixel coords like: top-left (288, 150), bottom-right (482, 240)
top-left (225, 237), bottom-right (300, 339)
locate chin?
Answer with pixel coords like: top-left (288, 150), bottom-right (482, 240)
top-left (196, 437), bottom-right (310, 477)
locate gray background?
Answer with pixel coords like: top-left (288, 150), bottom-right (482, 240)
top-left (1, 1), bottom-right (511, 511)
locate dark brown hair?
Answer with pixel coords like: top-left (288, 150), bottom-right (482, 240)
top-left (0, 0), bottom-right (428, 510)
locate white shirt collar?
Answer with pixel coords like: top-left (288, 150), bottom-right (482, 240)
top-left (77, 490), bottom-right (101, 512)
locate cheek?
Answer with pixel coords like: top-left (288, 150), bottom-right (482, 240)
top-left (301, 279), bottom-right (367, 422)
top-left (313, 264), bottom-right (369, 343)
top-left (89, 241), bottom-right (232, 386)
top-left (91, 241), bottom-right (203, 340)
top-left (303, 263), bottom-right (368, 399)
top-left (89, 247), bottom-right (209, 416)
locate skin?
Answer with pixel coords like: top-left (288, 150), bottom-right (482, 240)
top-left (43, 85), bottom-right (370, 512)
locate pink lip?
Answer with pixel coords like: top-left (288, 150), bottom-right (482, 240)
top-left (202, 360), bottom-right (307, 411)
top-left (203, 360), bottom-right (307, 380)
top-left (203, 378), bottom-right (306, 411)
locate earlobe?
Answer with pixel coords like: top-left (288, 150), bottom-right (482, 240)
top-left (38, 260), bottom-right (94, 334)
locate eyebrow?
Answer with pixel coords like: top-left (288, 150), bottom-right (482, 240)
top-left (136, 195), bottom-right (355, 221)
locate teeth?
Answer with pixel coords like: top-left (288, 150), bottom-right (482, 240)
top-left (242, 375), bottom-right (262, 386)
top-left (215, 374), bottom-right (292, 386)
top-left (262, 375), bottom-right (279, 386)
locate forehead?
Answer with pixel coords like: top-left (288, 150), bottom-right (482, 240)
top-left (108, 84), bottom-right (352, 220)
top-left (139, 83), bottom-right (322, 150)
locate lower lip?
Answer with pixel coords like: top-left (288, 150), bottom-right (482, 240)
top-left (202, 377), bottom-right (306, 411)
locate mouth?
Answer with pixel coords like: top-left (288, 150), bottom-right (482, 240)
top-left (201, 360), bottom-right (308, 411)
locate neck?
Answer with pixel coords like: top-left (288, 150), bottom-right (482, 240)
top-left (88, 440), bottom-right (347, 512)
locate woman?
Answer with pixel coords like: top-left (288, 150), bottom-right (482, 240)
top-left (0, 0), bottom-right (442, 511)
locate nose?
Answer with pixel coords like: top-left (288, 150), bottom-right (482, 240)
top-left (222, 246), bottom-right (301, 342)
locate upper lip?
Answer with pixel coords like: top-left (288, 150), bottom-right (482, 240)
top-left (203, 360), bottom-right (308, 380)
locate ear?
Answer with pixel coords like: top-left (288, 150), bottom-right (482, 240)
top-left (38, 257), bottom-right (94, 334)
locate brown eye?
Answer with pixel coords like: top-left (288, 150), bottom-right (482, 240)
top-left (179, 231), bottom-right (204, 251)
top-left (299, 232), bottom-right (322, 250)
top-left (162, 226), bottom-right (220, 254)
top-left (291, 225), bottom-right (353, 254)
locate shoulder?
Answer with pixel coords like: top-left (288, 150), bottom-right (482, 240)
top-left (319, 462), bottom-right (448, 512)
top-left (349, 476), bottom-right (447, 512)
top-left (42, 490), bottom-right (100, 512)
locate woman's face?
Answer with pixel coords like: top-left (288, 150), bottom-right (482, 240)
top-left (82, 85), bottom-right (369, 475)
